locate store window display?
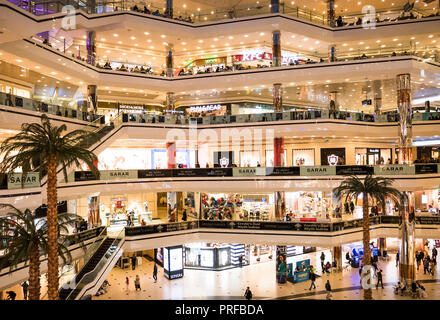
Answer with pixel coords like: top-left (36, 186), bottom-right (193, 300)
top-left (99, 197), bottom-right (153, 228)
top-left (292, 149), bottom-right (315, 166)
top-left (285, 192), bottom-right (331, 221)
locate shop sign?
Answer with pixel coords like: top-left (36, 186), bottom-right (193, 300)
top-left (119, 105), bottom-right (144, 113)
top-left (300, 166), bottom-right (336, 176)
top-left (415, 216), bottom-right (440, 225)
top-left (232, 167), bottom-right (266, 176)
top-left (100, 170), bottom-right (138, 180)
top-left (138, 169), bottom-right (173, 178)
top-left (374, 165), bottom-right (415, 175)
top-left (233, 50), bottom-right (272, 62)
top-left (336, 166), bottom-right (374, 175)
top-left (266, 167), bottom-right (300, 176)
top-left (188, 104), bottom-right (222, 113)
top-left (74, 171), bottom-right (98, 181)
top-left (173, 168), bottom-right (232, 177)
top-left (415, 164), bottom-right (438, 174)
top-left (7, 173), bottom-right (40, 189)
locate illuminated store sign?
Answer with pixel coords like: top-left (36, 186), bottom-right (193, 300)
top-left (300, 166), bottom-right (336, 176)
top-left (119, 105), bottom-right (144, 113)
top-left (189, 104), bottom-right (222, 113)
top-left (374, 165), bottom-right (415, 175)
top-left (7, 173), bottom-right (40, 189)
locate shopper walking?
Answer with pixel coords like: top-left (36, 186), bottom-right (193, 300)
top-left (376, 269), bottom-right (384, 289)
top-left (153, 263), bottom-right (158, 283)
top-left (131, 255), bottom-right (137, 270)
top-left (416, 252), bottom-right (422, 271)
top-left (125, 276), bottom-right (129, 292)
top-left (309, 271), bottom-right (316, 290)
top-left (432, 247), bottom-right (437, 264)
top-left (396, 251), bottom-right (400, 267)
top-left (21, 281), bottom-right (28, 300)
top-left (6, 291), bottom-right (16, 300)
top-left (325, 280), bottom-right (332, 300)
top-left (244, 287), bottom-right (252, 300)
top-left (134, 275), bottom-right (141, 291)
top-left (430, 259), bottom-right (436, 276)
top-left (349, 201), bottom-right (355, 214)
top-left (320, 252), bottom-right (326, 269)
top-left (423, 257), bottom-right (430, 275)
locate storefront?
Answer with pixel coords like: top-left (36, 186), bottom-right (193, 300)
top-left (97, 148), bottom-right (195, 170)
top-left (201, 193), bottom-right (273, 221)
top-left (184, 243), bottom-right (250, 270)
top-left (355, 148), bottom-right (392, 165)
top-left (414, 190), bottom-right (440, 214)
top-left (292, 149), bottom-right (315, 166)
top-left (417, 146), bottom-right (440, 162)
top-left (285, 191), bottom-right (332, 221)
top-left (96, 101), bottom-right (164, 123)
top-left (183, 56), bottom-right (227, 75)
top-left (320, 148), bottom-right (346, 165)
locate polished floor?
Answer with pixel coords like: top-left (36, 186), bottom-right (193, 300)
top-left (94, 250), bottom-right (440, 300)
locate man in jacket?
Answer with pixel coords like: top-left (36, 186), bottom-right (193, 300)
top-left (309, 271), bottom-right (316, 290)
top-left (325, 280), bottom-right (332, 300)
top-left (376, 269), bottom-right (384, 289)
top-left (244, 287), bottom-right (252, 300)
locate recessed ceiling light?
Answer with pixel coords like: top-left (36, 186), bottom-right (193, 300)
top-left (35, 66), bottom-right (40, 69)
top-left (259, 32), bottom-right (265, 36)
top-left (16, 59), bottom-right (22, 62)
top-left (113, 33), bottom-right (118, 37)
top-left (144, 32), bottom-right (150, 35)
top-left (161, 35), bottom-right (166, 38)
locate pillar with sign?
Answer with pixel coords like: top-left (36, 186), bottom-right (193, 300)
top-left (166, 141), bottom-right (176, 169)
top-left (167, 192), bottom-right (178, 222)
top-left (272, 30), bottom-right (281, 67)
top-left (270, 0), bottom-right (280, 13)
top-left (87, 85), bottom-right (97, 120)
top-left (396, 73), bottom-right (416, 287)
top-left (166, 45), bottom-right (174, 78)
top-left (165, 0), bottom-right (173, 18)
top-left (328, 44), bottom-right (336, 62)
top-left (332, 246), bottom-right (342, 271)
top-left (86, 31), bottom-right (96, 65)
top-left (274, 191), bottom-right (286, 221)
top-left (166, 92), bottom-right (175, 111)
top-left (327, 0), bottom-right (335, 26)
top-left (273, 83), bottom-right (283, 112)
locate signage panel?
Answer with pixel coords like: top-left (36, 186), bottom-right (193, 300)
top-left (173, 168), bottom-right (232, 177)
top-left (232, 167), bottom-right (266, 176)
top-left (300, 166), bottom-right (336, 176)
top-left (266, 167), bottom-right (300, 176)
top-left (74, 171), bottom-right (98, 181)
top-left (336, 166), bottom-right (374, 175)
top-left (415, 164), bottom-right (438, 174)
top-left (7, 173), bottom-right (40, 189)
top-left (100, 170), bottom-right (138, 180)
top-left (138, 169), bottom-right (173, 178)
top-left (374, 165), bottom-right (415, 175)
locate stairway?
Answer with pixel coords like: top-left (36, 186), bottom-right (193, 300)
top-left (59, 237), bottom-right (116, 300)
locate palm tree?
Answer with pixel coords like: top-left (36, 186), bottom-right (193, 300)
top-left (333, 174), bottom-right (402, 300)
top-left (0, 114), bottom-right (99, 300)
top-left (0, 204), bottom-right (78, 300)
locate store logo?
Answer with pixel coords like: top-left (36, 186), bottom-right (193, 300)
top-left (381, 166), bottom-right (404, 172)
top-left (219, 157), bottom-right (229, 168)
top-left (294, 223), bottom-right (302, 230)
top-left (110, 171), bottom-right (130, 177)
top-left (327, 155), bottom-right (339, 166)
top-left (157, 225), bottom-right (163, 232)
top-left (306, 167), bottom-right (327, 173)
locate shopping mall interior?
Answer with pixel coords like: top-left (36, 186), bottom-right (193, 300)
top-left (0, 0), bottom-right (440, 304)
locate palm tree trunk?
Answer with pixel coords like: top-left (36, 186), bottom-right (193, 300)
top-left (47, 154), bottom-right (59, 300)
top-left (362, 193), bottom-right (372, 300)
top-left (28, 246), bottom-right (41, 300)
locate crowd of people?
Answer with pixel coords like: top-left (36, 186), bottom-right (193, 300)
top-left (130, 4), bottom-right (193, 23)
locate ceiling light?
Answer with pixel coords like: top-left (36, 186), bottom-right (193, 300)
top-left (144, 32), bottom-right (150, 35)
top-left (113, 33), bottom-right (118, 37)
top-left (161, 35), bottom-right (166, 38)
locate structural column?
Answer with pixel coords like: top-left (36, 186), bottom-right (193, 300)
top-left (270, 0), bottom-right (280, 13)
top-left (274, 137), bottom-right (284, 167)
top-left (328, 44), bottom-right (336, 62)
top-left (166, 92), bottom-right (175, 111)
top-left (272, 30), bottom-right (281, 67)
top-left (86, 31), bottom-right (96, 65)
top-left (166, 141), bottom-right (176, 169)
top-left (87, 85), bottom-right (97, 120)
top-left (273, 83), bottom-right (283, 112)
top-left (396, 73), bottom-right (416, 287)
top-left (166, 45), bottom-right (174, 78)
top-left (378, 238), bottom-right (387, 256)
top-left (165, 0), bottom-right (173, 18)
top-left (332, 246), bottom-right (342, 271)
top-left (327, 0), bottom-right (335, 27)
top-left (374, 97), bottom-right (382, 115)
top-left (274, 192), bottom-right (286, 220)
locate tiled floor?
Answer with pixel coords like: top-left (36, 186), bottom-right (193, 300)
top-left (94, 251), bottom-right (440, 300)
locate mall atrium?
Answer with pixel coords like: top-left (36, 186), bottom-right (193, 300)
top-left (0, 0), bottom-right (440, 304)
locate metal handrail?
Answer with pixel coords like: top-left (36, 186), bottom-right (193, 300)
top-left (65, 227), bottom-right (124, 300)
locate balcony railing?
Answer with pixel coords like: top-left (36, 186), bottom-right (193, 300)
top-left (7, 0), bottom-right (440, 27)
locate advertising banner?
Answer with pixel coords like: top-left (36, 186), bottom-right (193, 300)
top-left (7, 173), bottom-right (40, 189)
top-left (266, 167), bottom-right (300, 176)
top-left (100, 170), bottom-right (138, 180)
top-left (415, 164), bottom-right (438, 174)
top-left (74, 171), bottom-right (99, 181)
top-left (374, 165), bottom-right (415, 175)
top-left (336, 165), bottom-right (374, 175)
top-left (173, 168), bottom-right (232, 177)
top-left (300, 166), bottom-right (336, 176)
top-left (138, 169), bottom-right (173, 178)
top-left (232, 167), bottom-right (266, 176)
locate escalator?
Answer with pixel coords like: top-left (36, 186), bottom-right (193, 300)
top-left (59, 230), bottom-right (124, 300)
